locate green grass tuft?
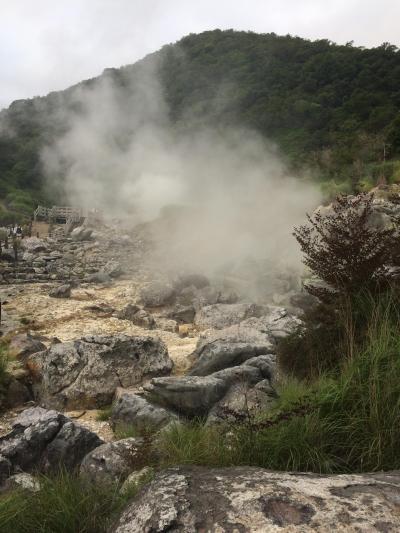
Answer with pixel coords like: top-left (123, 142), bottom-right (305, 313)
top-left (0, 469), bottom-right (142, 533)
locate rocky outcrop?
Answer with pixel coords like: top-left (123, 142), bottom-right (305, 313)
top-left (190, 307), bottom-right (299, 376)
top-left (80, 437), bottom-right (149, 485)
top-left (144, 356), bottom-right (273, 418)
top-left (0, 407), bottom-right (102, 484)
top-left (111, 391), bottom-right (178, 432)
top-left (111, 466), bottom-right (400, 532)
top-left (27, 335), bottom-right (173, 410)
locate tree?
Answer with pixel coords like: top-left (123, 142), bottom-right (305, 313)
top-left (293, 194), bottom-right (395, 299)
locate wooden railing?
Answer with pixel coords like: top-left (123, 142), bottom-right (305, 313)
top-left (34, 205), bottom-right (83, 222)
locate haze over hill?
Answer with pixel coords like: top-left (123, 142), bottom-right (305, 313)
top-left (0, 29), bottom-right (399, 227)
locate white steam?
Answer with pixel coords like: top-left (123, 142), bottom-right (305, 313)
top-left (41, 56), bottom-right (321, 278)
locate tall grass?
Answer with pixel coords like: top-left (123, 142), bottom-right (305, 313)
top-left (0, 345), bottom-right (9, 387)
top-left (159, 290), bottom-right (400, 473)
top-left (0, 470), bottom-right (140, 533)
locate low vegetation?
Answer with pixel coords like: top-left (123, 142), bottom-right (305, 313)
top-left (159, 290), bottom-right (400, 473)
top-left (0, 470), bottom-right (143, 533)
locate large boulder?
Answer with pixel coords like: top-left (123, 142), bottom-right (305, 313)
top-left (144, 375), bottom-right (228, 417)
top-left (0, 407), bottom-right (102, 483)
top-left (190, 308), bottom-right (299, 377)
top-left (144, 363), bottom-right (265, 418)
top-left (111, 391), bottom-right (178, 432)
top-left (194, 303), bottom-right (267, 330)
top-left (111, 466), bottom-right (400, 532)
top-left (27, 335), bottom-right (173, 410)
top-left (190, 325), bottom-right (274, 377)
top-left (70, 226), bottom-right (93, 241)
top-left (21, 237), bottom-right (48, 254)
top-left (80, 438), bottom-right (149, 485)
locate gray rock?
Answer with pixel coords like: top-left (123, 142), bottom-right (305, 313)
top-left (241, 309), bottom-right (302, 341)
top-left (111, 392), bottom-right (178, 432)
top-left (190, 308), bottom-right (299, 377)
top-left (189, 324), bottom-right (274, 377)
top-left (194, 303), bottom-right (267, 330)
top-left (21, 237), bottom-right (48, 254)
top-left (8, 333), bottom-right (46, 361)
top-left (71, 226), bottom-right (93, 241)
top-left (176, 285), bottom-right (219, 308)
top-left (49, 284), bottom-right (71, 298)
top-left (112, 466), bottom-right (400, 532)
top-left (28, 335), bottom-right (173, 410)
top-left (116, 305), bottom-right (156, 329)
top-left (103, 260), bottom-right (123, 278)
top-left (0, 407), bottom-right (102, 482)
top-left (140, 282), bottom-right (176, 307)
top-left (80, 438), bottom-right (148, 484)
top-left (2, 472), bottom-right (40, 493)
top-left (206, 381), bottom-right (275, 426)
top-left (144, 364), bottom-right (264, 418)
top-left (4, 377), bottom-right (32, 408)
top-left (144, 375), bottom-right (229, 417)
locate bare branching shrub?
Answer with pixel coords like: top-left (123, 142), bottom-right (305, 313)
top-left (293, 193), bottom-right (395, 300)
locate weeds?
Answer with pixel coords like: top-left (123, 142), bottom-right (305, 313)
top-left (0, 469), bottom-right (140, 533)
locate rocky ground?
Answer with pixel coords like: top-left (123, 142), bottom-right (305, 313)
top-left (1, 196), bottom-right (399, 531)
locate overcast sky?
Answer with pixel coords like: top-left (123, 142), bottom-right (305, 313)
top-left (0, 0), bottom-right (399, 110)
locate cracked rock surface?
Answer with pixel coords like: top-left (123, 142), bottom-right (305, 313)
top-left (111, 466), bottom-right (400, 532)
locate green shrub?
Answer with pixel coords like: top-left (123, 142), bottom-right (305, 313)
top-left (0, 470), bottom-right (140, 533)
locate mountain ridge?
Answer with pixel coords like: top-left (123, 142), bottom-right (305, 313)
top-left (0, 29), bottom-right (399, 223)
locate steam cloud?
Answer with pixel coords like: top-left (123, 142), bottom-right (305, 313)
top-left (41, 55), bottom-right (321, 281)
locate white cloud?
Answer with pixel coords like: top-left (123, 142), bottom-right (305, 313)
top-left (0, 0), bottom-right (398, 109)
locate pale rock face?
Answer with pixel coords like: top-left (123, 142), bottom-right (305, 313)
top-left (27, 334), bottom-right (173, 410)
top-left (111, 466), bottom-right (400, 532)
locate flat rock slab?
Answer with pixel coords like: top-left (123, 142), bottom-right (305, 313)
top-left (111, 466), bottom-right (400, 532)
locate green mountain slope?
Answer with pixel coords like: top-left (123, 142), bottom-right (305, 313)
top-left (1, 29), bottom-right (400, 223)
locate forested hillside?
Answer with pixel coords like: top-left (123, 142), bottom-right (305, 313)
top-left (1, 29), bottom-right (400, 223)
